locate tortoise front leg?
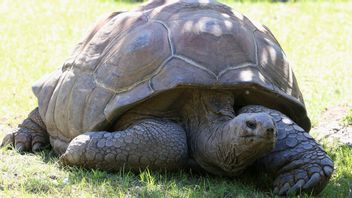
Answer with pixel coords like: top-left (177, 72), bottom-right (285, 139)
top-left (239, 105), bottom-right (334, 196)
top-left (60, 119), bottom-right (189, 171)
top-left (1, 107), bottom-right (49, 152)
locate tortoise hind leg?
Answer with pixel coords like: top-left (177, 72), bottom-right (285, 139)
top-left (60, 119), bottom-right (189, 171)
top-left (1, 107), bottom-right (49, 152)
top-left (239, 105), bottom-right (334, 196)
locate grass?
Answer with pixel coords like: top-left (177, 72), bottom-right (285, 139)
top-left (0, 0), bottom-right (351, 197)
top-left (343, 109), bottom-right (352, 126)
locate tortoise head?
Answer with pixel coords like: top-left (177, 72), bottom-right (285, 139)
top-left (194, 111), bottom-right (277, 176)
top-left (219, 112), bottom-right (276, 174)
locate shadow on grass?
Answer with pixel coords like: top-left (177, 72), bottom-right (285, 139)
top-left (35, 151), bottom-right (276, 197)
top-left (33, 150), bottom-right (297, 197)
top-left (61, 167), bottom-right (274, 197)
top-left (4, 143), bottom-right (346, 197)
top-left (30, 145), bottom-right (351, 197)
top-left (37, 147), bottom-right (58, 163)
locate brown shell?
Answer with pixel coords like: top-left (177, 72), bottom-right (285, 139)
top-left (32, 0), bottom-right (310, 141)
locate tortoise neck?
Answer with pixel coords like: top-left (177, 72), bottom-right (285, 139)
top-left (181, 89), bottom-right (235, 152)
top-left (182, 89), bottom-right (235, 130)
top-left (181, 89), bottom-right (235, 174)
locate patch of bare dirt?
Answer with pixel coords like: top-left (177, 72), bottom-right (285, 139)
top-left (314, 104), bottom-right (352, 147)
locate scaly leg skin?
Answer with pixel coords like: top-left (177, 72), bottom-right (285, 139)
top-left (239, 105), bottom-right (334, 196)
top-left (1, 107), bottom-right (49, 152)
top-left (60, 119), bottom-right (189, 171)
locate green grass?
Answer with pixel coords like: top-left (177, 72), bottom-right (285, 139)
top-left (1, 0), bottom-right (352, 197)
top-left (343, 109), bottom-right (352, 126)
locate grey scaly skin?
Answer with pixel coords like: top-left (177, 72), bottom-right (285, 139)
top-left (2, 90), bottom-right (276, 177)
top-left (1, 94), bottom-right (333, 195)
top-left (239, 105), bottom-right (334, 195)
top-left (1, 108), bottom-right (49, 152)
top-left (180, 91), bottom-right (276, 176)
top-left (60, 119), bottom-right (189, 171)
top-left (60, 90), bottom-right (276, 175)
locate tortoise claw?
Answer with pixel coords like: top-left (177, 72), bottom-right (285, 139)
top-left (323, 166), bottom-right (333, 177)
top-left (1, 132), bottom-right (14, 148)
top-left (287, 179), bottom-right (305, 195)
top-left (278, 183), bottom-right (290, 195)
top-left (1, 108), bottom-right (49, 153)
top-left (32, 142), bottom-right (44, 152)
top-left (15, 142), bottom-right (25, 152)
top-left (273, 186), bottom-right (279, 194)
top-left (273, 157), bottom-right (333, 196)
top-left (303, 172), bottom-right (321, 190)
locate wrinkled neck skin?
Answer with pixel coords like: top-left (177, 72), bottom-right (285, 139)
top-left (182, 90), bottom-right (235, 175)
top-left (182, 90), bottom-right (241, 176)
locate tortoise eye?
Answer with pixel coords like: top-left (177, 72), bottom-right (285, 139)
top-left (246, 120), bottom-right (257, 130)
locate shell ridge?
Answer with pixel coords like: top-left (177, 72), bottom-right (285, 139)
top-left (93, 76), bottom-right (118, 93)
top-left (173, 55), bottom-right (218, 79)
top-left (148, 79), bottom-right (155, 91)
top-left (217, 63), bottom-right (259, 79)
top-left (96, 55), bottom-right (173, 94)
top-left (253, 30), bottom-right (259, 66)
top-left (154, 20), bottom-right (175, 55)
top-left (215, 28), bottom-right (262, 81)
top-left (148, 56), bottom-right (174, 91)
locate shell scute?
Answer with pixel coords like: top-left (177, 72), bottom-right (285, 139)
top-left (168, 9), bottom-right (257, 76)
top-left (94, 22), bottom-right (171, 92)
top-left (34, 0), bottom-right (310, 140)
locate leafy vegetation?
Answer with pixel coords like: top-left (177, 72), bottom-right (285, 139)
top-left (1, 0), bottom-right (351, 197)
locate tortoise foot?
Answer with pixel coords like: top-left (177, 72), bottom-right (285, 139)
top-left (1, 108), bottom-right (49, 152)
top-left (272, 149), bottom-right (333, 195)
top-left (239, 105), bottom-right (334, 195)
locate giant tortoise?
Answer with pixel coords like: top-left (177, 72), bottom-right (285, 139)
top-left (1, 0), bottom-right (333, 195)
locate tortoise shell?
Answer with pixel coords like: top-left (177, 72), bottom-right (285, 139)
top-left (32, 0), bottom-right (310, 141)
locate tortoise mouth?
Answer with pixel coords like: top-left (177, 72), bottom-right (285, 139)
top-left (219, 139), bottom-right (275, 173)
top-left (240, 134), bottom-right (267, 138)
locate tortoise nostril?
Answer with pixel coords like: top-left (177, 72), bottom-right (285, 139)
top-left (266, 127), bottom-right (274, 135)
top-left (246, 120), bottom-right (257, 130)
